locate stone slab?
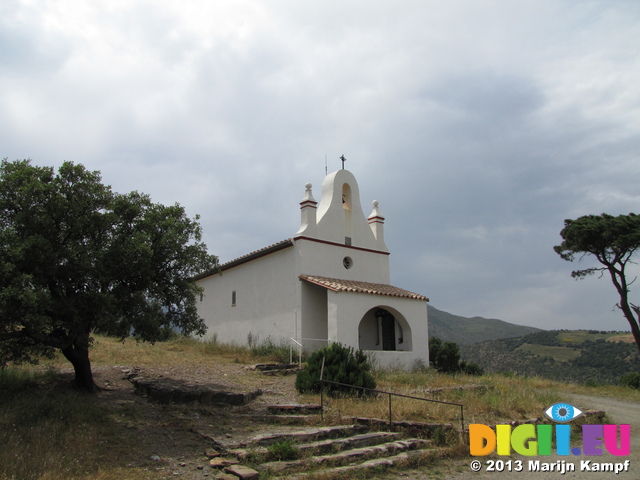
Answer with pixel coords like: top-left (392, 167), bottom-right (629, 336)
top-left (224, 464), bottom-right (260, 480)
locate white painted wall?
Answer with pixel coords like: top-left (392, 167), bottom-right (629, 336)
top-left (197, 246), bottom-right (297, 346)
top-left (325, 290), bottom-right (429, 369)
top-left (299, 280), bottom-right (328, 350)
top-left (295, 238), bottom-right (390, 284)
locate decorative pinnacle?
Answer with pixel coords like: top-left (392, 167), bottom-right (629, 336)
top-left (301, 182), bottom-right (316, 204)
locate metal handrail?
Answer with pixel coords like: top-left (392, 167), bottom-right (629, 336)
top-left (289, 338), bottom-right (302, 365)
top-left (289, 337), bottom-right (329, 365)
top-left (319, 357), bottom-right (465, 435)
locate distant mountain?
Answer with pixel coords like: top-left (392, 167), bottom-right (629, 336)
top-left (427, 304), bottom-right (542, 345)
top-left (459, 330), bottom-right (639, 385)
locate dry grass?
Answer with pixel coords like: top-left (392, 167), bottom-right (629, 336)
top-left (0, 335), bottom-right (291, 480)
top-left (34, 334), bottom-right (290, 370)
top-left (3, 335), bottom-right (640, 480)
top-left (0, 369), bottom-right (146, 480)
top-left (89, 334), bottom-right (290, 366)
top-left (300, 367), bottom-right (640, 428)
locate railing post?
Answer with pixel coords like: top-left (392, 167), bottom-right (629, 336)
top-left (314, 377), bottom-right (465, 437)
top-left (289, 338), bottom-right (303, 366)
top-left (320, 357), bottom-right (326, 422)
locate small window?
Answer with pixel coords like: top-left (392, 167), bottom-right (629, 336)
top-left (345, 236), bottom-right (352, 246)
top-left (231, 290), bottom-right (237, 306)
top-left (343, 256), bottom-right (353, 269)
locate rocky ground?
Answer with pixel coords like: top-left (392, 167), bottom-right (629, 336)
top-left (89, 363), bottom-right (312, 479)
top-left (85, 365), bottom-right (639, 480)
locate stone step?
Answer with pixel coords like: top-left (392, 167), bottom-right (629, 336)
top-left (261, 367), bottom-right (299, 376)
top-left (260, 438), bottom-right (431, 474)
top-left (347, 416), bottom-right (457, 438)
top-left (249, 424), bottom-right (368, 447)
top-left (299, 431), bottom-right (402, 454)
top-left (129, 376), bottom-right (262, 406)
top-left (229, 431), bottom-right (402, 461)
top-left (286, 448), bottom-right (433, 479)
top-left (250, 363), bottom-right (300, 372)
top-left (223, 464), bottom-right (260, 480)
top-left (267, 404), bottom-right (322, 415)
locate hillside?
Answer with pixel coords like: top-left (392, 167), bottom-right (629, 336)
top-left (460, 329), bottom-right (640, 385)
top-left (427, 304), bottom-right (542, 345)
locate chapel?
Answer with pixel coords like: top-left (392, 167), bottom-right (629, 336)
top-left (194, 168), bottom-right (430, 368)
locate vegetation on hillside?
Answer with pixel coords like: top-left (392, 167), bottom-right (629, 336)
top-left (461, 330), bottom-right (640, 385)
top-left (427, 305), bottom-right (541, 345)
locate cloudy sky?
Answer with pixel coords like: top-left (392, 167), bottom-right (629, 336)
top-left (2, 0), bottom-right (639, 331)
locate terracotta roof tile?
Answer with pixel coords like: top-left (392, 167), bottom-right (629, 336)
top-left (299, 274), bottom-right (428, 301)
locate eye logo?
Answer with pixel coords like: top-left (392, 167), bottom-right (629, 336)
top-left (544, 403), bottom-right (583, 423)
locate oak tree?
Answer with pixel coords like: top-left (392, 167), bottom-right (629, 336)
top-left (0, 159), bottom-right (218, 390)
top-left (554, 213), bottom-right (640, 355)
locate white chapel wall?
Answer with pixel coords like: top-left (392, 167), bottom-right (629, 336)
top-left (295, 238), bottom-right (390, 284)
top-left (299, 281), bottom-right (328, 350)
top-left (326, 290), bottom-right (429, 369)
top-left (197, 247), bottom-right (297, 346)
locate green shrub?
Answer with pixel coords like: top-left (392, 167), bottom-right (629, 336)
top-left (295, 343), bottom-right (376, 396)
top-left (429, 337), bottom-right (484, 375)
top-left (267, 439), bottom-right (299, 461)
top-left (460, 360), bottom-right (484, 376)
top-left (620, 371), bottom-right (640, 389)
top-left (429, 337), bottom-right (461, 373)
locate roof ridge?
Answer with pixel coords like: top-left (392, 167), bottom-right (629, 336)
top-left (221, 238), bottom-right (293, 267)
top-left (193, 238), bottom-right (293, 280)
top-left (299, 274), bottom-right (428, 301)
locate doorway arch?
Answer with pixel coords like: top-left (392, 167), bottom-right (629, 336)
top-left (358, 306), bottom-right (413, 352)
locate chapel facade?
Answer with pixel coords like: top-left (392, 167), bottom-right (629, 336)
top-left (194, 168), bottom-right (429, 368)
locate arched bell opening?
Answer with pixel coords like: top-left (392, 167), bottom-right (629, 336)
top-left (358, 306), bottom-right (412, 352)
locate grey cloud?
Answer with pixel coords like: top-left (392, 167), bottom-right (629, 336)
top-left (1, 0), bottom-right (639, 333)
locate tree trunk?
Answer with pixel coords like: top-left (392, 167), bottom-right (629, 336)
top-left (609, 267), bottom-right (640, 357)
top-left (61, 340), bottom-right (96, 392)
top-left (622, 308), bottom-right (640, 357)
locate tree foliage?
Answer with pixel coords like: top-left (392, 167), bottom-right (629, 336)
top-left (429, 337), bottom-right (483, 375)
top-left (554, 213), bottom-right (640, 355)
top-left (0, 159), bottom-right (219, 390)
top-left (295, 343), bottom-right (376, 396)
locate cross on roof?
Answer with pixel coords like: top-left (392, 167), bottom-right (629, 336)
top-left (340, 155), bottom-right (347, 169)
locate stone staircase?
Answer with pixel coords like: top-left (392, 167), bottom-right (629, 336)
top-left (250, 363), bottom-right (301, 376)
top-left (209, 413), bottom-right (455, 479)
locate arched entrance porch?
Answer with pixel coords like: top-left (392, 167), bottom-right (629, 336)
top-left (358, 306), bottom-right (413, 352)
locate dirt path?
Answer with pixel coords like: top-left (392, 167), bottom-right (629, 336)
top-left (90, 364), bottom-right (307, 479)
top-left (394, 393), bottom-right (640, 480)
